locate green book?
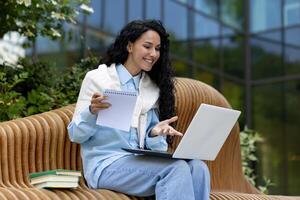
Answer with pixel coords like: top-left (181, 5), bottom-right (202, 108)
top-left (29, 169), bottom-right (81, 179)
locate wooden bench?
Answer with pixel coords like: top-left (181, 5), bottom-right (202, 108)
top-left (0, 77), bottom-right (298, 199)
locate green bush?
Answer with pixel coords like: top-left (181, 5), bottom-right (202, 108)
top-left (0, 66), bottom-right (28, 120)
top-left (54, 56), bottom-right (99, 106)
top-left (240, 126), bottom-right (273, 194)
top-left (0, 56), bottom-right (99, 122)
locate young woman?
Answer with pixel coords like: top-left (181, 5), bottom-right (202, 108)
top-left (68, 19), bottom-right (210, 200)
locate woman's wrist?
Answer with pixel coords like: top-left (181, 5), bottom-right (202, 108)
top-left (89, 105), bottom-right (96, 115)
top-left (149, 129), bottom-right (158, 137)
top-left (89, 105), bottom-right (92, 113)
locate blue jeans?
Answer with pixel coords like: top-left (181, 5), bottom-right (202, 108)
top-left (97, 155), bottom-right (210, 200)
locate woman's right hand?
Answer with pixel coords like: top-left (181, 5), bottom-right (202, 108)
top-left (89, 92), bottom-right (111, 115)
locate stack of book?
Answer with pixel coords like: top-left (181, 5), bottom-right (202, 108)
top-left (29, 169), bottom-right (81, 189)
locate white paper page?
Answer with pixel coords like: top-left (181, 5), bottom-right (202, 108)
top-left (96, 89), bottom-right (137, 132)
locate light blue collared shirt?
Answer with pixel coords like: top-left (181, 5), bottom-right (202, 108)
top-left (67, 64), bottom-right (167, 188)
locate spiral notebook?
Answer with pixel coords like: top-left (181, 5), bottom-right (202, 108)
top-left (96, 89), bottom-right (138, 132)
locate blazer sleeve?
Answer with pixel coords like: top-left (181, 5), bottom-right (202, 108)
top-left (73, 70), bottom-right (104, 121)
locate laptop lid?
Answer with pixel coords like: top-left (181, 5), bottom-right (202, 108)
top-left (172, 103), bottom-right (241, 160)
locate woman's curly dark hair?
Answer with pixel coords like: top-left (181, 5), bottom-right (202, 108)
top-left (100, 19), bottom-right (175, 144)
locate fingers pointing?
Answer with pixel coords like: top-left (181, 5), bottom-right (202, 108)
top-left (164, 116), bottom-right (178, 124)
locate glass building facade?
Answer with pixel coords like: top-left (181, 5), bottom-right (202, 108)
top-left (30, 0), bottom-right (300, 195)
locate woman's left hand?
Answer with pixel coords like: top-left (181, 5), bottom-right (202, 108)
top-left (150, 116), bottom-right (183, 137)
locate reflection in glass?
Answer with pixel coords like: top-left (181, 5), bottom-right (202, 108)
top-left (253, 31), bottom-right (282, 43)
top-left (87, 0), bottom-right (102, 28)
top-left (221, 0), bottom-right (243, 30)
top-left (194, 14), bottom-right (220, 39)
top-left (170, 40), bottom-right (189, 59)
top-left (76, 11), bottom-right (85, 24)
top-left (146, 0), bottom-right (160, 20)
top-left (285, 27), bottom-right (300, 46)
top-left (85, 29), bottom-right (113, 54)
top-left (195, 69), bottom-right (220, 89)
top-left (253, 83), bottom-right (286, 195)
top-left (192, 40), bottom-right (219, 69)
top-left (172, 59), bottom-right (192, 78)
top-left (285, 47), bottom-right (300, 75)
top-left (223, 36), bottom-right (244, 78)
top-left (36, 36), bottom-right (60, 54)
top-left (129, 0), bottom-right (143, 21)
top-left (250, 0), bottom-right (281, 32)
top-left (251, 37), bottom-right (283, 79)
top-left (194, 0), bottom-right (218, 18)
top-left (36, 26), bottom-right (82, 68)
top-left (285, 81), bottom-right (300, 195)
top-left (164, 0), bottom-right (187, 39)
top-left (103, 0), bottom-right (125, 34)
top-left (222, 26), bottom-right (236, 37)
top-left (222, 80), bottom-right (244, 121)
top-left (176, 0), bottom-right (189, 5)
top-left (63, 25), bottom-right (82, 52)
top-left (284, 0), bottom-right (300, 26)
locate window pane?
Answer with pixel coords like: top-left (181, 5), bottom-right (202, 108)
top-left (129, 0), bottom-right (143, 21)
top-left (222, 80), bottom-right (244, 117)
top-left (194, 0), bottom-right (218, 18)
top-left (164, 0), bottom-right (187, 40)
top-left (254, 31), bottom-right (282, 43)
top-left (285, 27), bottom-right (300, 46)
top-left (36, 25), bottom-right (83, 67)
top-left (222, 26), bottom-right (236, 37)
top-left (285, 47), bottom-right (300, 75)
top-left (195, 69), bottom-right (220, 89)
top-left (194, 14), bottom-right (220, 39)
top-left (251, 37), bottom-right (283, 79)
top-left (251, 0), bottom-right (281, 32)
top-left (76, 12), bottom-right (85, 24)
top-left (223, 36), bottom-right (244, 78)
top-left (63, 25), bottom-right (82, 52)
top-left (86, 29), bottom-right (113, 54)
top-left (87, 0), bottom-right (102, 28)
top-left (36, 42), bottom-right (70, 68)
top-left (172, 59), bottom-right (192, 78)
top-left (192, 40), bottom-right (219, 69)
top-left (285, 81), bottom-right (300, 195)
top-left (253, 83), bottom-right (286, 194)
top-left (36, 36), bottom-right (60, 54)
top-left (176, 0), bottom-right (189, 5)
top-left (146, 0), bottom-right (160, 20)
top-left (221, 0), bottom-right (243, 30)
top-left (284, 0), bottom-right (300, 26)
top-left (170, 41), bottom-right (189, 59)
top-left (103, 0), bottom-right (125, 34)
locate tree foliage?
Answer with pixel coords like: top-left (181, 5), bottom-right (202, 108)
top-left (0, 0), bottom-right (90, 41)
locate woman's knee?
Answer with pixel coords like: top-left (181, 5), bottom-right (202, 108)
top-left (168, 160), bottom-right (191, 175)
top-left (188, 160), bottom-right (210, 176)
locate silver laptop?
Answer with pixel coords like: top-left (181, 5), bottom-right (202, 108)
top-left (122, 103), bottom-right (241, 160)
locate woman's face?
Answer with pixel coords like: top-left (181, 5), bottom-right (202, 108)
top-left (124, 30), bottom-right (161, 76)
